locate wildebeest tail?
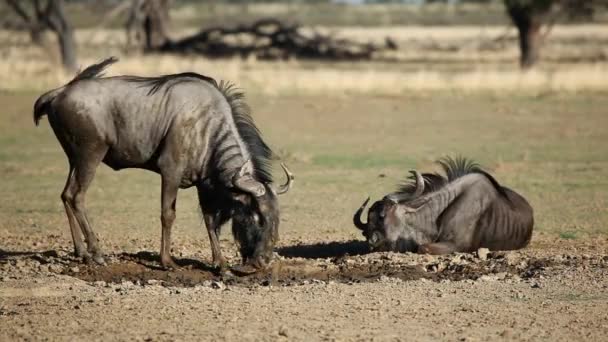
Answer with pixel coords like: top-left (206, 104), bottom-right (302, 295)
top-left (34, 56), bottom-right (119, 126)
top-left (33, 88), bottom-right (63, 126)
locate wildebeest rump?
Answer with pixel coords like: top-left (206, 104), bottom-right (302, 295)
top-left (354, 157), bottom-right (533, 254)
top-left (33, 57), bottom-right (294, 271)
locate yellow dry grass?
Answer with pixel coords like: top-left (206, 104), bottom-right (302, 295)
top-left (0, 25), bottom-right (607, 95)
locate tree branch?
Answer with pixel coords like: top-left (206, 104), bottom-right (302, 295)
top-left (5, 0), bottom-right (33, 24)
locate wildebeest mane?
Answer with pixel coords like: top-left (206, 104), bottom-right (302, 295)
top-left (396, 172), bottom-right (446, 196)
top-left (122, 72), bottom-right (218, 96)
top-left (396, 156), bottom-right (509, 199)
top-left (217, 80), bottom-right (273, 184)
top-left (68, 56), bottom-right (118, 85)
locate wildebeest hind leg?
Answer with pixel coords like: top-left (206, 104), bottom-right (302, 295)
top-left (61, 165), bottom-right (89, 260)
top-left (418, 242), bottom-right (457, 255)
top-left (71, 146), bottom-right (109, 265)
top-left (159, 175), bottom-right (179, 270)
top-left (203, 212), bottom-right (227, 269)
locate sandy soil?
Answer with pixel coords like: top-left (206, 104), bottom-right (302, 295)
top-left (1, 234), bottom-right (607, 341)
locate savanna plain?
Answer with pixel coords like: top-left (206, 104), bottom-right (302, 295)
top-left (1, 9), bottom-right (608, 341)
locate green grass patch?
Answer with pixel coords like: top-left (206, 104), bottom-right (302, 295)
top-left (559, 231), bottom-right (578, 240)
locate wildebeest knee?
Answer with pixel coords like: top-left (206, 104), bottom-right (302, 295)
top-left (60, 190), bottom-right (74, 205)
top-left (161, 209), bottom-right (176, 226)
top-left (72, 193), bottom-right (87, 209)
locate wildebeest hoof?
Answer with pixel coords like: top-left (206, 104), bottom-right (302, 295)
top-left (230, 264), bottom-right (260, 276)
top-left (161, 259), bottom-right (179, 270)
top-left (77, 250), bottom-right (92, 261)
top-left (92, 254), bottom-right (106, 265)
top-left (212, 258), bottom-right (229, 270)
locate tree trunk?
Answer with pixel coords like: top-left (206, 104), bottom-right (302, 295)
top-left (43, 0), bottom-right (78, 72)
top-left (516, 18), bottom-right (541, 69)
top-left (143, 0), bottom-right (171, 50)
top-left (55, 25), bottom-right (77, 72)
top-left (505, 1), bottom-right (549, 70)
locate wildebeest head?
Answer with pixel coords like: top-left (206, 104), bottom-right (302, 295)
top-left (354, 170), bottom-right (425, 252)
top-left (231, 161), bottom-right (294, 270)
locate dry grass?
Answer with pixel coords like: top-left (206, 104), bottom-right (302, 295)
top-left (0, 25), bottom-right (607, 95)
top-left (1, 53), bottom-right (607, 95)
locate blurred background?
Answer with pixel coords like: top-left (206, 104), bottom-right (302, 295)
top-left (0, 1), bottom-right (607, 254)
top-left (1, 0), bottom-right (607, 93)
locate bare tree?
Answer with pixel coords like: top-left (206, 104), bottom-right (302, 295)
top-left (504, 0), bottom-right (604, 69)
top-left (5, 0), bottom-right (77, 72)
top-left (125, 0), bottom-right (171, 51)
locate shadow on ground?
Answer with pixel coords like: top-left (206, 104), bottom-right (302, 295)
top-left (277, 240), bottom-right (369, 259)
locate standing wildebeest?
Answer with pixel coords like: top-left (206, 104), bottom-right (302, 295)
top-left (33, 57), bottom-right (293, 271)
top-left (353, 157), bottom-right (533, 254)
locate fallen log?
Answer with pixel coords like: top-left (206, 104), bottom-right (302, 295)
top-left (158, 18), bottom-right (397, 61)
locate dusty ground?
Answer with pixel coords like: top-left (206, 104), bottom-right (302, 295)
top-left (1, 237), bottom-right (607, 341)
top-left (1, 92), bottom-right (607, 341)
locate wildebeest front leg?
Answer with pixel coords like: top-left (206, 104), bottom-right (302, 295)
top-left (418, 242), bottom-right (458, 255)
top-left (160, 176), bottom-right (180, 269)
top-left (203, 212), bottom-right (227, 269)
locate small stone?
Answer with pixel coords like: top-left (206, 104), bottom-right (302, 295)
top-left (451, 255), bottom-right (463, 264)
top-left (92, 281), bottom-right (107, 287)
top-left (278, 326), bottom-right (288, 337)
top-left (495, 272), bottom-right (507, 280)
top-left (478, 275), bottom-right (496, 282)
top-left (504, 253), bottom-right (520, 266)
top-left (48, 264), bottom-right (63, 273)
top-left (477, 248), bottom-right (490, 261)
top-left (211, 281), bottom-right (225, 290)
top-left (146, 279), bottom-right (160, 286)
top-left (69, 266), bottom-right (79, 273)
top-left (531, 282), bottom-right (541, 289)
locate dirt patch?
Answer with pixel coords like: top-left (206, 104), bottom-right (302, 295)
top-left (4, 246), bottom-right (595, 288)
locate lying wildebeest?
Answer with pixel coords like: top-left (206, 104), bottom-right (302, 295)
top-left (33, 57), bottom-right (293, 271)
top-left (353, 157), bottom-right (533, 254)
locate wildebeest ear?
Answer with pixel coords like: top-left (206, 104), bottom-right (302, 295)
top-left (233, 160), bottom-right (266, 197)
top-left (234, 174), bottom-right (266, 197)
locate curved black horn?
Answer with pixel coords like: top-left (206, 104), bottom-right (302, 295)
top-left (353, 197), bottom-right (371, 231)
top-left (275, 163), bottom-right (294, 195)
top-left (409, 170), bottom-right (425, 198)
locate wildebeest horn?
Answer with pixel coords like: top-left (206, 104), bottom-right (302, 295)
top-left (353, 197), bottom-right (370, 231)
top-left (275, 163), bottom-right (294, 195)
top-left (233, 160), bottom-right (266, 197)
top-left (410, 170), bottom-right (424, 197)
